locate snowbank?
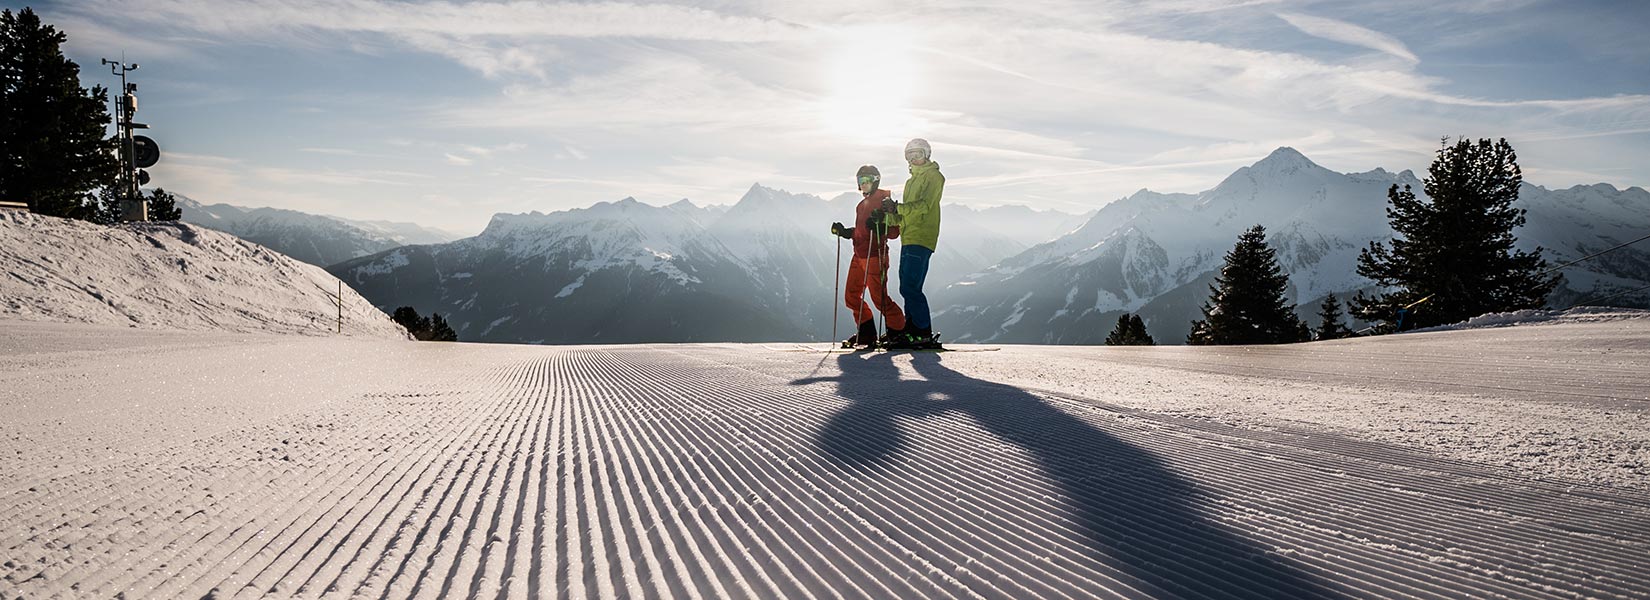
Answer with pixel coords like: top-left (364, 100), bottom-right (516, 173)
top-left (1413, 306), bottom-right (1650, 333)
top-left (1, 211), bottom-right (409, 339)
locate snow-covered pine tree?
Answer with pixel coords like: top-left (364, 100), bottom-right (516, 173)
top-left (0, 8), bottom-right (118, 221)
top-left (1353, 138), bottom-right (1557, 330)
top-left (1315, 294), bottom-right (1351, 340)
top-left (1187, 224), bottom-right (1308, 345)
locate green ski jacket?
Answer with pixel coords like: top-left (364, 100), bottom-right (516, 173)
top-left (895, 161), bottom-right (944, 251)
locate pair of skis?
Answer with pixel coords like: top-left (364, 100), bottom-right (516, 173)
top-left (840, 333), bottom-right (944, 352)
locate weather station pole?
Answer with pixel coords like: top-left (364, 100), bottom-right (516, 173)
top-left (100, 58), bottom-right (157, 222)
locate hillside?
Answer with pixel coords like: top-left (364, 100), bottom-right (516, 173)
top-left (0, 211), bottom-right (408, 339)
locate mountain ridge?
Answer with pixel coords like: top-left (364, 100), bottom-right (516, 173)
top-left (939, 149), bottom-right (1647, 344)
top-left (178, 196), bottom-right (458, 268)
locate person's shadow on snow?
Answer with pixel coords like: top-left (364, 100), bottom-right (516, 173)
top-left (792, 351), bottom-right (1343, 599)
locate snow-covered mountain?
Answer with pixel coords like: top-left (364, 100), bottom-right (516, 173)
top-left (939, 147), bottom-right (1650, 344)
top-left (0, 211), bottom-right (408, 339)
top-left (332, 184), bottom-right (1085, 343)
top-left (330, 196), bottom-right (799, 343)
top-left (178, 196), bottom-right (458, 268)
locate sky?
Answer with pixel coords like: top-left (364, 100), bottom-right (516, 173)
top-left (21, 0), bottom-right (1650, 234)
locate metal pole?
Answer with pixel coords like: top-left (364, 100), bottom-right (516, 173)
top-left (832, 233), bottom-right (841, 346)
top-left (337, 280), bottom-right (343, 334)
top-left (102, 58), bottom-right (145, 222)
top-left (859, 218), bottom-right (873, 347)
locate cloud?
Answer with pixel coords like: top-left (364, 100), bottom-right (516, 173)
top-left (1277, 12), bottom-right (1419, 64)
top-left (71, 0), bottom-right (1650, 221)
top-left (61, 0), bottom-right (807, 41)
top-left (57, 0), bottom-right (809, 78)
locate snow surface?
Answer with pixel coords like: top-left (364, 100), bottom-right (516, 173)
top-left (2, 318), bottom-right (1646, 598)
top-left (0, 211), bottom-right (408, 339)
top-left (1412, 306), bottom-right (1650, 332)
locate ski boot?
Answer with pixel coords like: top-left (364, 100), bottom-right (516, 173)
top-left (841, 320), bottom-right (879, 350)
top-left (886, 328), bottom-right (942, 351)
top-left (913, 330), bottom-right (944, 350)
top-left (878, 325), bottom-right (906, 348)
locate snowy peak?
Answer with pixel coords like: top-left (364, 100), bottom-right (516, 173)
top-left (1218, 146), bottom-right (1335, 189)
top-left (1249, 146), bottom-right (1333, 178)
top-left (727, 183), bottom-right (825, 216)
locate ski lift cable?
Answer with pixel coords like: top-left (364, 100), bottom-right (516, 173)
top-left (1537, 232), bottom-right (1650, 279)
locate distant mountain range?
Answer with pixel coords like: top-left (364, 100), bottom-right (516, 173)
top-left (324, 149), bottom-right (1648, 344)
top-left (177, 196), bottom-right (459, 268)
top-left (941, 148), bottom-right (1649, 343)
top-left (329, 184), bottom-right (1086, 343)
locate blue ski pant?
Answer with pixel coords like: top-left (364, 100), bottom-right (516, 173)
top-left (898, 244), bottom-right (933, 331)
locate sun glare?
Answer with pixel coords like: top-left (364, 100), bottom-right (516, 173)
top-left (818, 25), bottom-right (922, 145)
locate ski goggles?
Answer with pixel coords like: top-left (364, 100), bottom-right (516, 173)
top-left (857, 175), bottom-right (879, 185)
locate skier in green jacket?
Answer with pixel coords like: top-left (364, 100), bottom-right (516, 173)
top-left (879, 138), bottom-right (944, 348)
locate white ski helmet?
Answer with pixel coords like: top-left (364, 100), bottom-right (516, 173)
top-left (904, 138), bottom-right (931, 164)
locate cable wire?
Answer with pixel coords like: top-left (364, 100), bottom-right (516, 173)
top-left (1538, 232), bottom-right (1650, 278)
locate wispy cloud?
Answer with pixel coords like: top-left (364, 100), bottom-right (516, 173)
top-left (1277, 12), bottom-right (1419, 64)
top-left (60, 0), bottom-right (807, 42)
top-left (58, 0), bottom-right (810, 78)
top-left (60, 0), bottom-right (1650, 228)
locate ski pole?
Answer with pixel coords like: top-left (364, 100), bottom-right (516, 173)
top-left (832, 233), bottom-right (841, 347)
top-left (874, 220), bottom-right (885, 339)
top-left (860, 217), bottom-right (875, 345)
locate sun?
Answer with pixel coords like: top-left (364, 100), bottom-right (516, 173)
top-left (818, 25), bottom-right (922, 145)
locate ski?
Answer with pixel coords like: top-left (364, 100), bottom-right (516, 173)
top-left (784, 344), bottom-right (999, 354)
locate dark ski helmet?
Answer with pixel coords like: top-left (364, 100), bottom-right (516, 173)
top-left (856, 165), bottom-right (881, 194)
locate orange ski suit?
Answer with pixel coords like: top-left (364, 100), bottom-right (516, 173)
top-left (846, 189), bottom-right (906, 331)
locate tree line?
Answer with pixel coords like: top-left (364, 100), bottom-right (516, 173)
top-left (1107, 137), bottom-right (1557, 346)
top-left (1, 7), bottom-right (179, 223)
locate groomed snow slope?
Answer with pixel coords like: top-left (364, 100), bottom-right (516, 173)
top-left (1, 318), bottom-right (1647, 599)
top-left (0, 212), bottom-right (407, 339)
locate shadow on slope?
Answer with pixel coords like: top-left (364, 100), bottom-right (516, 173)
top-left (794, 352), bottom-right (1341, 599)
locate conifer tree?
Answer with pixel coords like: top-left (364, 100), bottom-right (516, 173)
top-left (1127, 314), bottom-right (1154, 346)
top-left (145, 188), bottom-right (181, 221)
top-left (1106, 314), bottom-right (1156, 346)
top-left (1187, 224), bottom-right (1308, 345)
top-left (1315, 294), bottom-right (1351, 340)
top-left (428, 313), bottom-right (458, 342)
top-left (0, 8), bottom-right (118, 220)
top-left (391, 306), bottom-right (431, 339)
top-left (1105, 314), bottom-right (1133, 346)
top-left (391, 306), bottom-right (459, 341)
top-left (93, 186), bottom-right (180, 223)
top-left (1353, 138), bottom-right (1557, 330)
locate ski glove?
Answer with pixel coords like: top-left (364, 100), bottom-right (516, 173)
top-left (880, 198), bottom-right (898, 213)
top-left (868, 210), bottom-right (893, 235)
top-left (831, 222), bottom-right (853, 239)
